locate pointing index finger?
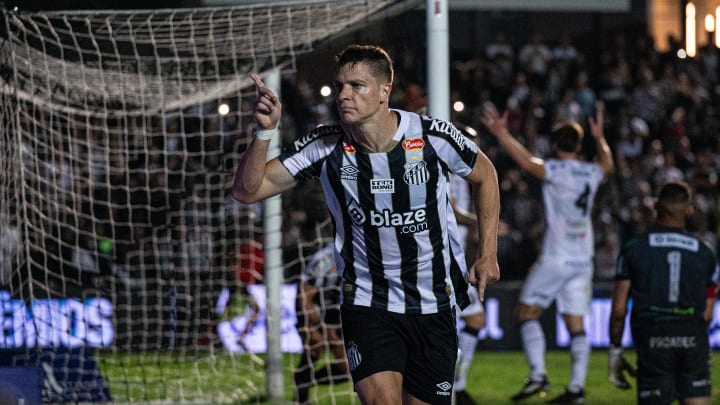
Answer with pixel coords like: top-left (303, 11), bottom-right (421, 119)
top-left (477, 274), bottom-right (487, 302)
top-left (250, 73), bottom-right (269, 94)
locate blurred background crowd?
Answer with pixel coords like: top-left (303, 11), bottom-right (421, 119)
top-left (4, 3), bottom-right (720, 348)
top-left (280, 27), bottom-right (720, 282)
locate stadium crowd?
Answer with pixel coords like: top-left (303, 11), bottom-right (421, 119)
top-left (282, 29), bottom-right (720, 282)
top-left (10, 28), bottom-right (719, 349)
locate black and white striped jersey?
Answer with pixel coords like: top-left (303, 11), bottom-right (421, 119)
top-left (280, 109), bottom-right (479, 315)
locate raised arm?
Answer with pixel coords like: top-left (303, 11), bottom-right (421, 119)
top-left (588, 102), bottom-right (614, 180)
top-left (464, 150), bottom-right (501, 301)
top-left (480, 104), bottom-right (546, 180)
top-left (232, 73), bottom-right (297, 203)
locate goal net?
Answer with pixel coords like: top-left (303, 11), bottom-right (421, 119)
top-left (0, 1), bottom-right (413, 403)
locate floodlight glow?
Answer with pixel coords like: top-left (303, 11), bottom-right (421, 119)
top-left (716, 7), bottom-right (720, 47)
top-left (705, 14), bottom-right (714, 33)
top-left (686, 2), bottom-right (696, 57)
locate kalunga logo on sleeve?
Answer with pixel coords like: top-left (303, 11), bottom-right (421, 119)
top-left (429, 119), bottom-right (465, 150)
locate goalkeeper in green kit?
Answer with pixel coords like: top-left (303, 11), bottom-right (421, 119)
top-left (608, 181), bottom-right (719, 405)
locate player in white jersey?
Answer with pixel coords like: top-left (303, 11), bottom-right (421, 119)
top-left (233, 45), bottom-right (501, 405)
top-left (449, 171), bottom-right (485, 405)
top-left (481, 102), bottom-right (613, 404)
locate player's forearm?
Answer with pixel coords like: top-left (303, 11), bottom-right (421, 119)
top-left (496, 129), bottom-right (529, 162)
top-left (232, 136), bottom-right (271, 202)
top-left (472, 165), bottom-right (500, 262)
top-left (594, 134), bottom-right (614, 176)
top-left (704, 297), bottom-right (715, 323)
top-left (495, 131), bottom-right (545, 178)
top-left (608, 314), bottom-right (625, 346)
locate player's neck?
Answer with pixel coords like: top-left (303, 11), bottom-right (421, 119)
top-left (654, 218), bottom-right (685, 230)
top-left (555, 150), bottom-right (579, 160)
top-left (345, 109), bottom-right (398, 153)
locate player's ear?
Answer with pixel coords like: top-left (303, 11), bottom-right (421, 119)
top-left (380, 82), bottom-right (392, 104)
top-left (685, 205), bottom-right (694, 218)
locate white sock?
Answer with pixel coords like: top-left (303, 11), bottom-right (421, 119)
top-left (455, 329), bottom-right (479, 391)
top-left (520, 320), bottom-right (546, 381)
top-left (569, 333), bottom-right (589, 392)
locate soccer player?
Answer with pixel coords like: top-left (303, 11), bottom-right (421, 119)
top-left (480, 102), bottom-right (614, 403)
top-left (608, 181), bottom-right (719, 405)
top-left (233, 44), bottom-right (501, 405)
top-left (449, 171), bottom-right (486, 405)
top-left (294, 242), bottom-right (349, 405)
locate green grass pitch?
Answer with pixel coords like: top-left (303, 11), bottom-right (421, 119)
top-left (98, 349), bottom-right (720, 404)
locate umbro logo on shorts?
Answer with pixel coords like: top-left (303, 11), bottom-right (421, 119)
top-left (436, 381), bottom-right (452, 396)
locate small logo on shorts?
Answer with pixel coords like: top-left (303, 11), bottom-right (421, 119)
top-left (436, 381), bottom-right (452, 396)
top-left (346, 341), bottom-right (362, 371)
top-left (639, 389), bottom-right (662, 398)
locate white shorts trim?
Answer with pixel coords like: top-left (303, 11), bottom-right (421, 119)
top-left (458, 287), bottom-right (484, 317)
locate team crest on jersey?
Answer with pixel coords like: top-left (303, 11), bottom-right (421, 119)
top-left (370, 179), bottom-right (395, 194)
top-left (341, 165), bottom-right (358, 181)
top-left (403, 160), bottom-right (430, 185)
top-left (402, 138), bottom-right (425, 151)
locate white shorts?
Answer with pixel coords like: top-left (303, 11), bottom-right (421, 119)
top-left (458, 286), bottom-right (484, 317)
top-left (518, 255), bottom-right (593, 315)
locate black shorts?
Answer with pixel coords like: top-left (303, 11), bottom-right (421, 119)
top-left (340, 305), bottom-right (458, 405)
top-left (632, 321), bottom-right (711, 404)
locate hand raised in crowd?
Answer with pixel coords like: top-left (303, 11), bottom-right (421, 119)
top-left (588, 100), bottom-right (605, 139)
top-left (480, 102), bottom-right (509, 137)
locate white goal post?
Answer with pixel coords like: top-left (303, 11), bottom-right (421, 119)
top-left (0, 1), bottom-right (423, 403)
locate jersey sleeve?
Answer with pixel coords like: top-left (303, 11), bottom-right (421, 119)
top-left (279, 125), bottom-right (343, 179)
top-left (421, 115), bottom-right (478, 178)
top-left (614, 238), bottom-right (638, 281)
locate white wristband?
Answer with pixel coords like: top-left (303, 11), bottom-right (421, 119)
top-left (255, 126), bottom-right (279, 141)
